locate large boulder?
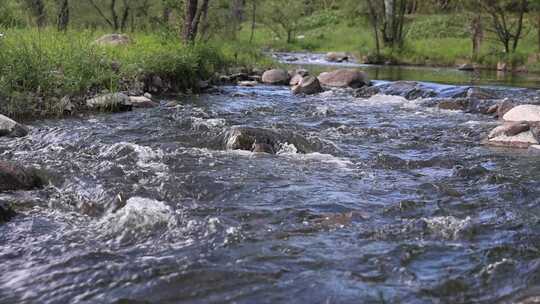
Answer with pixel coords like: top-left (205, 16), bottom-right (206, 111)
top-left (221, 126), bottom-right (314, 154)
top-left (503, 105), bottom-right (540, 122)
top-left (487, 121), bottom-right (539, 148)
top-left (86, 93), bottom-right (133, 111)
top-left (0, 161), bottom-right (45, 192)
top-left (0, 114), bottom-right (29, 138)
top-left (95, 34), bottom-right (131, 46)
top-left (325, 52), bottom-right (349, 63)
top-left (318, 69), bottom-right (369, 88)
top-left (262, 69), bottom-right (290, 85)
top-left (292, 76), bottom-right (323, 95)
top-left (458, 63), bottom-right (474, 71)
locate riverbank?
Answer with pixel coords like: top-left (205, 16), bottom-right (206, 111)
top-left (0, 29), bottom-right (272, 118)
top-left (240, 13), bottom-right (540, 73)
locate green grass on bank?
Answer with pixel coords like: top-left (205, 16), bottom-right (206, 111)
top-left (0, 28), bottom-right (272, 118)
top-left (238, 13), bottom-right (540, 70)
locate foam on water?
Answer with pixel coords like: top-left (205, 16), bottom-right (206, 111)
top-left (97, 197), bottom-right (175, 243)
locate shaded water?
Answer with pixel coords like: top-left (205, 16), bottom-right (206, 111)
top-left (1, 66), bottom-right (540, 303)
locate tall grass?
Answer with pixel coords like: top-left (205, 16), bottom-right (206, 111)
top-left (0, 28), bottom-right (270, 118)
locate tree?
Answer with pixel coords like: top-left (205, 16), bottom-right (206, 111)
top-left (87, 0), bottom-right (132, 32)
top-left (57, 0), bottom-right (70, 31)
top-left (477, 0), bottom-right (527, 54)
top-left (24, 0), bottom-right (47, 28)
top-left (364, 0), bottom-right (409, 50)
top-left (259, 0), bottom-right (305, 43)
top-left (249, 0), bottom-right (257, 43)
top-left (470, 14), bottom-right (483, 60)
top-left (530, 0), bottom-right (540, 52)
top-left (182, 0), bottom-right (211, 43)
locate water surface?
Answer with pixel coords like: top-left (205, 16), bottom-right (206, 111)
top-left (0, 69), bottom-right (540, 303)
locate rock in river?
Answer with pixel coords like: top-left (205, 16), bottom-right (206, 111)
top-left (503, 105), bottom-right (540, 122)
top-left (487, 120), bottom-right (540, 149)
top-left (292, 76), bottom-right (323, 95)
top-left (0, 202), bottom-right (16, 224)
top-left (221, 126), bottom-right (315, 154)
top-left (318, 69), bottom-right (369, 88)
top-left (0, 114), bottom-right (29, 137)
top-left (0, 160), bottom-right (45, 192)
top-left (325, 52), bottom-right (349, 63)
top-left (262, 69), bottom-right (290, 85)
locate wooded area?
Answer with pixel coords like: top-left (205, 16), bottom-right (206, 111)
top-left (2, 0), bottom-right (540, 70)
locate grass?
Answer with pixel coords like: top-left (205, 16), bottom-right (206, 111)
top-left (0, 28), bottom-right (272, 118)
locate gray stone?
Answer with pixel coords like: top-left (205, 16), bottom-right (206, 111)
top-left (262, 69), bottom-right (290, 85)
top-left (86, 93), bottom-right (132, 111)
top-left (292, 76), bottom-right (323, 95)
top-left (0, 114), bottom-right (29, 138)
top-left (318, 69), bottom-right (369, 88)
top-left (129, 96), bottom-right (158, 108)
top-left (0, 161), bottom-right (45, 192)
top-left (221, 126), bottom-right (314, 154)
top-left (95, 34), bottom-right (131, 46)
top-left (458, 63), bottom-right (474, 71)
top-left (325, 52), bottom-right (349, 62)
top-left (503, 105), bottom-right (540, 122)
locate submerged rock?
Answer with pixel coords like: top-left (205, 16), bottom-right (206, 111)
top-left (0, 114), bottom-right (29, 137)
top-left (0, 202), bottom-right (16, 224)
top-left (86, 93), bottom-right (133, 111)
top-left (355, 81), bottom-right (436, 100)
top-left (318, 69), bottom-right (369, 88)
top-left (0, 161), bottom-right (45, 192)
top-left (292, 76), bottom-right (323, 95)
top-left (221, 126), bottom-right (314, 154)
top-left (262, 69), bottom-right (290, 85)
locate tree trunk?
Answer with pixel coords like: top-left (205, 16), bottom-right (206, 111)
top-left (107, 0), bottom-right (121, 31)
top-left (537, 13), bottom-right (540, 52)
top-left (471, 14), bottom-right (482, 60)
top-left (511, 0), bottom-right (526, 53)
top-left (366, 0), bottom-right (381, 59)
top-left (182, 0), bottom-right (199, 42)
top-left (162, 6), bottom-right (172, 25)
top-left (249, 1), bottom-right (256, 43)
top-left (26, 0), bottom-right (47, 28)
top-left (120, 0), bottom-right (130, 32)
top-left (57, 0), bottom-right (69, 31)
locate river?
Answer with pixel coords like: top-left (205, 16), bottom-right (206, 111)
top-left (0, 55), bottom-right (539, 303)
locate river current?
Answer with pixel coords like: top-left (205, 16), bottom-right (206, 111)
top-left (1, 58), bottom-right (540, 303)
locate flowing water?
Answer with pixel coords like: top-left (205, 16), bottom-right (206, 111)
top-left (1, 58), bottom-right (540, 303)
